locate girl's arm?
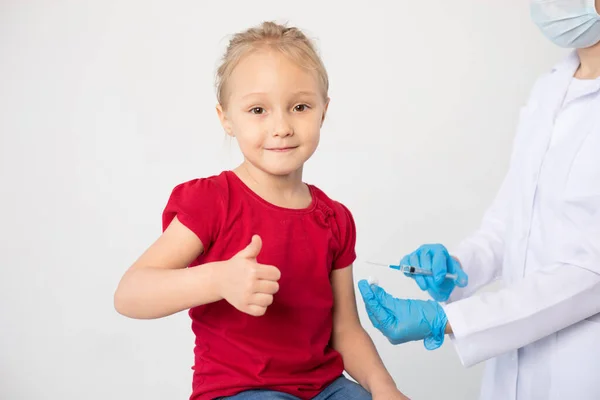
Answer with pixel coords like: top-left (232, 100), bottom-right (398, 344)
top-left (113, 217), bottom-right (223, 319)
top-left (330, 265), bottom-right (409, 399)
top-left (114, 218), bottom-right (279, 320)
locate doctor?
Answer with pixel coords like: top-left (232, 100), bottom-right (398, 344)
top-left (359, 1), bottom-right (600, 399)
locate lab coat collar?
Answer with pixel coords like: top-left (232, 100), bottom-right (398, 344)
top-left (534, 52), bottom-right (579, 126)
top-left (550, 51), bottom-right (580, 76)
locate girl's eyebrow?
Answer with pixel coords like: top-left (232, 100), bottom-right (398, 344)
top-left (241, 92), bottom-right (268, 100)
top-left (240, 90), bottom-right (318, 100)
top-left (292, 90), bottom-right (318, 97)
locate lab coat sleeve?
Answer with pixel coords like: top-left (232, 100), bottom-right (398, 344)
top-left (443, 193), bottom-right (600, 368)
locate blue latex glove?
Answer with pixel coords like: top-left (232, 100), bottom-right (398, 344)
top-left (358, 279), bottom-right (448, 350)
top-left (400, 243), bottom-right (468, 302)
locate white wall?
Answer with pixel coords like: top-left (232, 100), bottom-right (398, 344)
top-left (0, 1), bottom-right (565, 399)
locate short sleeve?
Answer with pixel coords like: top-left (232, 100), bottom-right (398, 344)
top-left (332, 202), bottom-right (357, 270)
top-left (162, 177), bottom-right (226, 251)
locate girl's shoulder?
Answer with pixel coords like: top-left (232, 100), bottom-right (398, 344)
top-left (170, 171), bottom-right (240, 211)
top-left (308, 184), bottom-right (357, 269)
top-left (308, 184), bottom-right (355, 224)
top-left (170, 171), bottom-right (230, 198)
top-left (164, 171), bottom-right (231, 225)
top-left (162, 171), bottom-right (233, 241)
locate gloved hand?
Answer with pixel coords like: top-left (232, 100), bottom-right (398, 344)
top-left (358, 279), bottom-right (448, 350)
top-left (400, 244), bottom-right (468, 302)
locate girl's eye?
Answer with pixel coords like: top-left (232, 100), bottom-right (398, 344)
top-left (250, 107), bottom-right (265, 114)
top-left (294, 104), bottom-right (309, 112)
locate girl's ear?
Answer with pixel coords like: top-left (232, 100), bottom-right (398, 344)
top-left (320, 97), bottom-right (330, 127)
top-left (216, 104), bottom-right (234, 137)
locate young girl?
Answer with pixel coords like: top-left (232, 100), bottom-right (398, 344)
top-left (114, 21), bottom-right (408, 400)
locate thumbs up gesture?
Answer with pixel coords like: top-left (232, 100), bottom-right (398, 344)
top-left (218, 235), bottom-right (281, 316)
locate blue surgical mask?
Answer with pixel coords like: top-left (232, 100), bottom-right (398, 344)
top-left (531, 0), bottom-right (600, 48)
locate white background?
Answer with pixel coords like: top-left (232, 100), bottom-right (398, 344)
top-left (0, 1), bottom-right (565, 399)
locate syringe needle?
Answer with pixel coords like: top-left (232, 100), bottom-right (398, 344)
top-left (364, 261), bottom-right (389, 267)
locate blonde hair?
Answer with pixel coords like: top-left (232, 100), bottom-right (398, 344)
top-left (216, 21), bottom-right (329, 108)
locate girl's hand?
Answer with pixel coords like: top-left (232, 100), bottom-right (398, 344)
top-left (218, 235), bottom-right (281, 316)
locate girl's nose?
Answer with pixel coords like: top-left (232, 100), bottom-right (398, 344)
top-left (272, 112), bottom-right (294, 137)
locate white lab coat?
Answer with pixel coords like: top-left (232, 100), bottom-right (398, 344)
top-left (443, 51), bottom-right (600, 400)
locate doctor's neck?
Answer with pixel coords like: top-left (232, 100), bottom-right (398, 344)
top-left (576, 40), bottom-right (600, 79)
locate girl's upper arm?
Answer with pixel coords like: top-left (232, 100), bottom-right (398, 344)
top-left (331, 264), bottom-right (362, 333)
top-left (129, 216), bottom-right (205, 271)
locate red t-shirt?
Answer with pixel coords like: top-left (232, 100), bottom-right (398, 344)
top-left (162, 170), bottom-right (357, 400)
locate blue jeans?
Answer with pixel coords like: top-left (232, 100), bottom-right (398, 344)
top-left (217, 376), bottom-right (372, 399)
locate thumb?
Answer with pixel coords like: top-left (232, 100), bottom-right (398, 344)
top-left (450, 258), bottom-right (468, 287)
top-left (238, 234), bottom-right (262, 259)
top-left (370, 284), bottom-right (392, 305)
top-left (456, 267), bottom-right (469, 288)
top-left (358, 280), bottom-right (391, 324)
top-left (358, 279), bottom-right (376, 303)
top-left (358, 280), bottom-right (381, 317)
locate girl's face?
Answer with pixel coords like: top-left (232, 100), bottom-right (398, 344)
top-left (217, 49), bottom-right (328, 178)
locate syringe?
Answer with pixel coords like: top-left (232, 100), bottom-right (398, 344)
top-left (365, 260), bottom-right (461, 283)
